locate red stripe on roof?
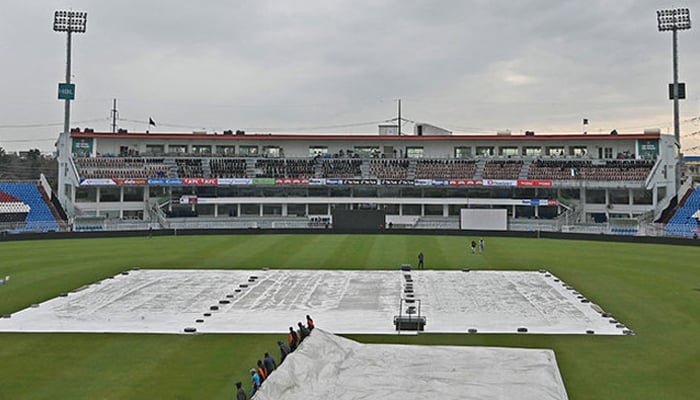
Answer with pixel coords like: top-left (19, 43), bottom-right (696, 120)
top-left (70, 132), bottom-right (660, 141)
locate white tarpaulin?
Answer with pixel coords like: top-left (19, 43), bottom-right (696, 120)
top-left (0, 269), bottom-right (628, 335)
top-left (254, 329), bottom-right (569, 400)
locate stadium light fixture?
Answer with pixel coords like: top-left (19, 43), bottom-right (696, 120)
top-left (53, 10), bottom-right (87, 138)
top-left (656, 8), bottom-right (691, 149)
top-left (53, 10), bottom-right (88, 33)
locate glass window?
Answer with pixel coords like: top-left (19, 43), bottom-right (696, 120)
top-left (308, 204), bottom-right (328, 214)
top-left (192, 145), bottom-right (212, 155)
top-left (546, 146), bottom-right (565, 156)
top-left (454, 147), bottom-right (471, 158)
top-left (610, 189), bottom-right (629, 204)
top-left (632, 189), bottom-right (653, 205)
top-left (402, 204), bottom-right (421, 215)
top-left (424, 204), bottom-right (443, 215)
top-left (586, 189), bottom-right (606, 204)
top-left (123, 186), bottom-right (144, 202)
top-left (475, 146), bottom-right (494, 156)
top-left (263, 146), bottom-right (282, 158)
top-left (522, 146), bottom-right (542, 156)
top-left (354, 146), bottom-right (380, 158)
top-left (309, 146), bottom-right (328, 156)
top-left (239, 145), bottom-right (258, 156)
top-left (99, 187), bottom-right (120, 202)
top-left (406, 147), bottom-right (424, 159)
top-left (262, 204), bottom-right (282, 215)
top-left (604, 147), bottom-right (613, 158)
top-left (240, 204), bottom-right (259, 215)
top-left (657, 186), bottom-right (666, 202)
top-left (75, 187), bottom-right (97, 202)
top-left (499, 147), bottom-right (518, 156)
top-left (216, 145), bottom-right (236, 155)
top-left (169, 144), bottom-right (188, 154)
top-left (288, 204), bottom-right (306, 217)
top-left (145, 144), bottom-right (164, 155)
top-left (569, 146), bottom-right (588, 157)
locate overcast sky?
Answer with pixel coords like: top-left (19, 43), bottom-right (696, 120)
top-left (1, 1), bottom-right (699, 153)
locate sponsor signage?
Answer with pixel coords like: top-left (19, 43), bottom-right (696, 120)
top-left (148, 178), bottom-right (183, 185)
top-left (218, 178), bottom-right (252, 185)
top-left (449, 179), bottom-right (483, 186)
top-left (58, 83), bottom-right (75, 100)
top-left (520, 199), bottom-right (559, 206)
top-left (79, 178), bottom-right (116, 186)
top-left (483, 179), bottom-right (517, 187)
top-left (182, 178), bottom-right (218, 185)
top-left (380, 179), bottom-right (414, 186)
top-left (112, 179), bottom-right (147, 185)
top-left (517, 179), bottom-right (553, 187)
top-left (252, 178), bottom-right (275, 185)
top-left (274, 178), bottom-right (310, 185)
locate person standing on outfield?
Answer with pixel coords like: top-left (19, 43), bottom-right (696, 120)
top-left (418, 252), bottom-right (424, 269)
top-left (0, 276), bottom-right (9, 285)
top-left (470, 240), bottom-right (477, 254)
top-left (235, 381), bottom-right (247, 400)
top-left (479, 239), bottom-right (485, 254)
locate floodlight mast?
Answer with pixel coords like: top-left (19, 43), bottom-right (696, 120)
top-left (657, 8), bottom-right (691, 147)
top-left (53, 10), bottom-right (87, 136)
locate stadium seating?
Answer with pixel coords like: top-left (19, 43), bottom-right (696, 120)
top-left (369, 159), bottom-right (410, 179)
top-left (320, 159), bottom-right (362, 178)
top-left (0, 183), bottom-right (60, 232)
top-left (414, 160), bottom-right (477, 179)
top-left (664, 187), bottom-right (700, 237)
top-left (527, 159), bottom-right (653, 181)
top-left (482, 160), bottom-right (523, 179)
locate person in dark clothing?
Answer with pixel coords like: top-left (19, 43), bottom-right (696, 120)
top-left (470, 240), bottom-right (477, 254)
top-left (278, 340), bottom-right (291, 362)
top-left (235, 381), bottom-right (247, 400)
top-left (306, 314), bottom-right (315, 331)
top-left (288, 326), bottom-right (299, 351)
top-left (418, 251), bottom-right (424, 269)
top-left (263, 352), bottom-right (276, 375)
top-left (297, 322), bottom-right (310, 341)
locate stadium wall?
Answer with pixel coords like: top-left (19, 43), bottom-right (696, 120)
top-left (1, 227), bottom-right (698, 247)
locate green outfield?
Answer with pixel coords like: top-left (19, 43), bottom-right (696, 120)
top-left (0, 234), bottom-right (698, 399)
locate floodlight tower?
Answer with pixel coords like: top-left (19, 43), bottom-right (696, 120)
top-left (53, 10), bottom-right (87, 218)
top-left (657, 8), bottom-right (691, 147)
top-left (53, 10), bottom-right (87, 135)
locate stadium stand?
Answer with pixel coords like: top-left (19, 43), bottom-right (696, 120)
top-left (414, 159), bottom-right (477, 179)
top-left (0, 183), bottom-right (60, 232)
top-left (369, 159), bottom-right (410, 179)
top-left (664, 186), bottom-right (700, 237)
top-left (483, 160), bottom-right (523, 180)
top-left (528, 159), bottom-right (654, 181)
top-left (320, 159), bottom-right (362, 178)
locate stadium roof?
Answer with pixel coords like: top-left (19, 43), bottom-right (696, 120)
top-left (71, 131), bottom-right (660, 142)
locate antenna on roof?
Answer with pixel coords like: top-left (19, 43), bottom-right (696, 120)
top-left (111, 98), bottom-right (119, 133)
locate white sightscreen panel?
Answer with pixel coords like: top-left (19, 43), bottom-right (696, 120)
top-left (460, 208), bottom-right (507, 230)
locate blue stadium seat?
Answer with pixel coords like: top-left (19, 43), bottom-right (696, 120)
top-left (0, 183), bottom-right (60, 233)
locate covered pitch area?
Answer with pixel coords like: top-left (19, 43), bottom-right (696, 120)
top-left (0, 269), bottom-right (628, 335)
